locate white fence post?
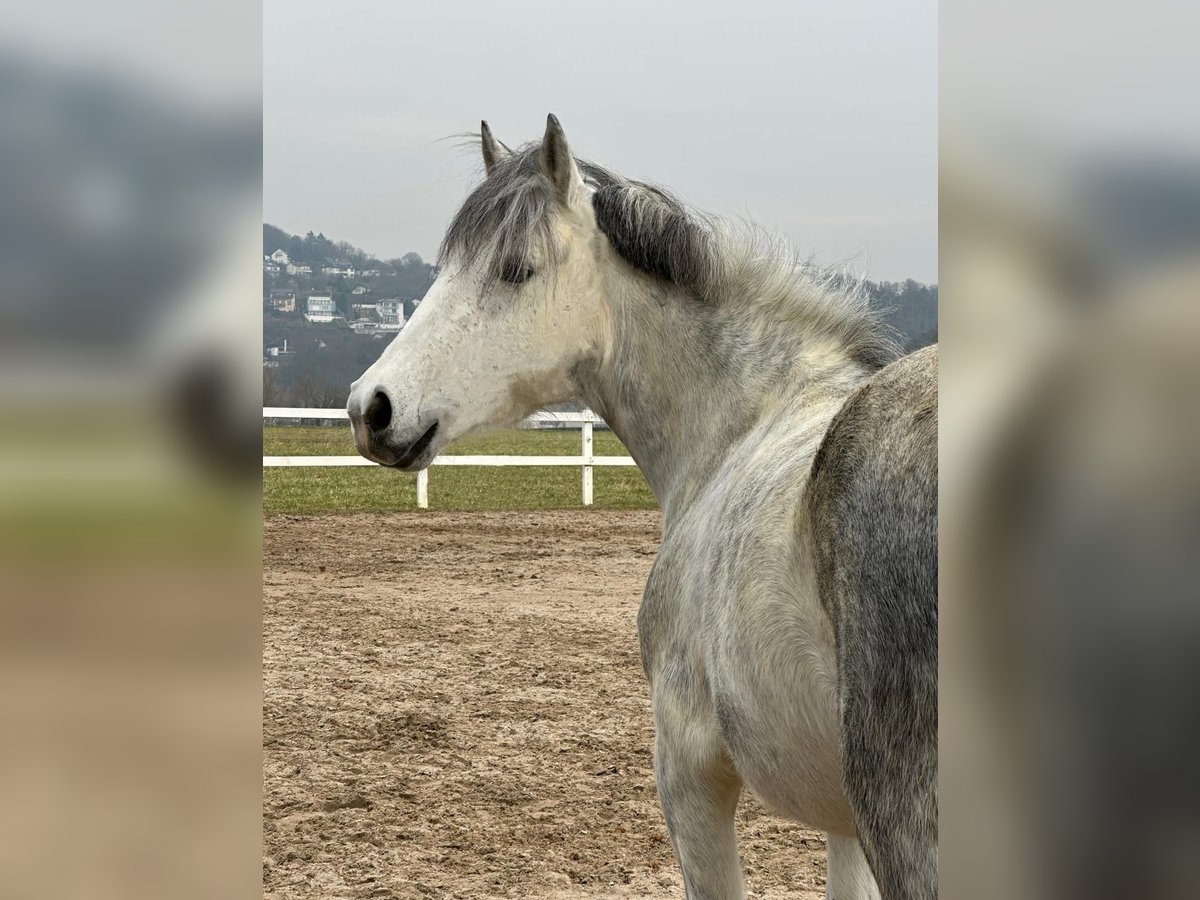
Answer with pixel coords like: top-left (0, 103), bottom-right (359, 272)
top-left (416, 469), bottom-right (429, 509)
top-left (581, 412), bottom-right (594, 506)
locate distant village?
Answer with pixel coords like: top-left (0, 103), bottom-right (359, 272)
top-left (262, 238), bottom-right (436, 372)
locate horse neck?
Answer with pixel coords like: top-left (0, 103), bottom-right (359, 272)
top-left (579, 271), bottom-right (869, 519)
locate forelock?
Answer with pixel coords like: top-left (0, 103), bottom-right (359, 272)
top-left (438, 145), bottom-right (558, 287)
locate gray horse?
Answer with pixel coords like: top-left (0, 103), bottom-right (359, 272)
top-left (348, 115), bottom-right (937, 899)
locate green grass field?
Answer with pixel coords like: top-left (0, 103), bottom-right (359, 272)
top-left (263, 425), bottom-right (657, 514)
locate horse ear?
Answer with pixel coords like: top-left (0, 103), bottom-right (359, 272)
top-left (480, 120), bottom-right (510, 176)
top-left (539, 113), bottom-right (582, 205)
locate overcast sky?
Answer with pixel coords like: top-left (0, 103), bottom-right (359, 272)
top-left (265, 0), bottom-right (936, 283)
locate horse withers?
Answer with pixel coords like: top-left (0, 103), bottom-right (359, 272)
top-left (348, 115), bottom-right (936, 900)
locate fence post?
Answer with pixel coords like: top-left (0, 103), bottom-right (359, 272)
top-left (581, 411), bottom-right (594, 506)
top-left (417, 468), bottom-right (429, 509)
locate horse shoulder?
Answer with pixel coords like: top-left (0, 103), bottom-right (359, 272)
top-left (637, 441), bottom-right (816, 676)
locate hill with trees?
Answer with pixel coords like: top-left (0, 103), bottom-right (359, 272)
top-left (865, 279), bottom-right (938, 351)
top-left (263, 224), bottom-right (436, 318)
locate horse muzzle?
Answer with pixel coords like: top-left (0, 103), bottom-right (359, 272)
top-left (347, 387), bottom-right (441, 471)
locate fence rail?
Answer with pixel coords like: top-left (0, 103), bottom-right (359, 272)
top-left (262, 407), bottom-right (635, 508)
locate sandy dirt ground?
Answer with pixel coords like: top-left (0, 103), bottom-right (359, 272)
top-left (264, 511), bottom-right (827, 899)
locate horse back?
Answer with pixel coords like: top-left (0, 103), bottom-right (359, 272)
top-left (806, 344), bottom-right (938, 899)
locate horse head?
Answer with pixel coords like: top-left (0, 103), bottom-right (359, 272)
top-left (347, 115), bottom-right (609, 470)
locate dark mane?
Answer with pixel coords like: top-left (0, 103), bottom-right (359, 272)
top-left (582, 163), bottom-right (718, 296)
top-left (440, 139), bottom-right (899, 370)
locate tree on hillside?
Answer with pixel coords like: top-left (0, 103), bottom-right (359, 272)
top-left (290, 368), bottom-right (347, 409)
top-left (380, 253), bottom-right (436, 300)
top-left (263, 223), bottom-right (290, 255)
top-left (262, 364), bottom-right (287, 406)
top-left (866, 279), bottom-right (938, 352)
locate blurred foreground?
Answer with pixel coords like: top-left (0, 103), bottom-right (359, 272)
top-left (942, 3), bottom-right (1200, 897)
top-left (0, 7), bottom-right (261, 900)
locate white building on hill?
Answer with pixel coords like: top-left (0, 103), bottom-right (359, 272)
top-left (305, 294), bottom-right (338, 323)
top-left (269, 291), bottom-right (296, 313)
top-left (377, 298), bottom-right (405, 331)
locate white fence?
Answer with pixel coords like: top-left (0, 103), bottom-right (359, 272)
top-left (262, 407), bottom-right (636, 508)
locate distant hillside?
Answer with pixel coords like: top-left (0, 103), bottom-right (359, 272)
top-left (263, 223), bottom-right (936, 407)
top-left (866, 279), bottom-right (938, 351)
top-left (263, 224), bottom-right (435, 312)
top-left (263, 223), bottom-right (291, 256)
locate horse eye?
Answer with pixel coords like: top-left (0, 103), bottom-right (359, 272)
top-left (499, 261), bottom-right (535, 285)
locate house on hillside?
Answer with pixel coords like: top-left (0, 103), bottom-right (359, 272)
top-left (350, 301), bottom-right (381, 334)
top-left (304, 294), bottom-right (339, 323)
top-left (377, 298), bottom-right (405, 331)
top-left (263, 338), bottom-right (296, 367)
top-left (351, 285), bottom-right (369, 295)
top-left (268, 290), bottom-right (296, 313)
top-left (321, 259), bottom-right (357, 278)
top-left (286, 262), bottom-right (312, 276)
top-left (270, 248), bottom-right (290, 265)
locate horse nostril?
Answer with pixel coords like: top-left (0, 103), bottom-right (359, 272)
top-left (364, 391), bottom-right (392, 433)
